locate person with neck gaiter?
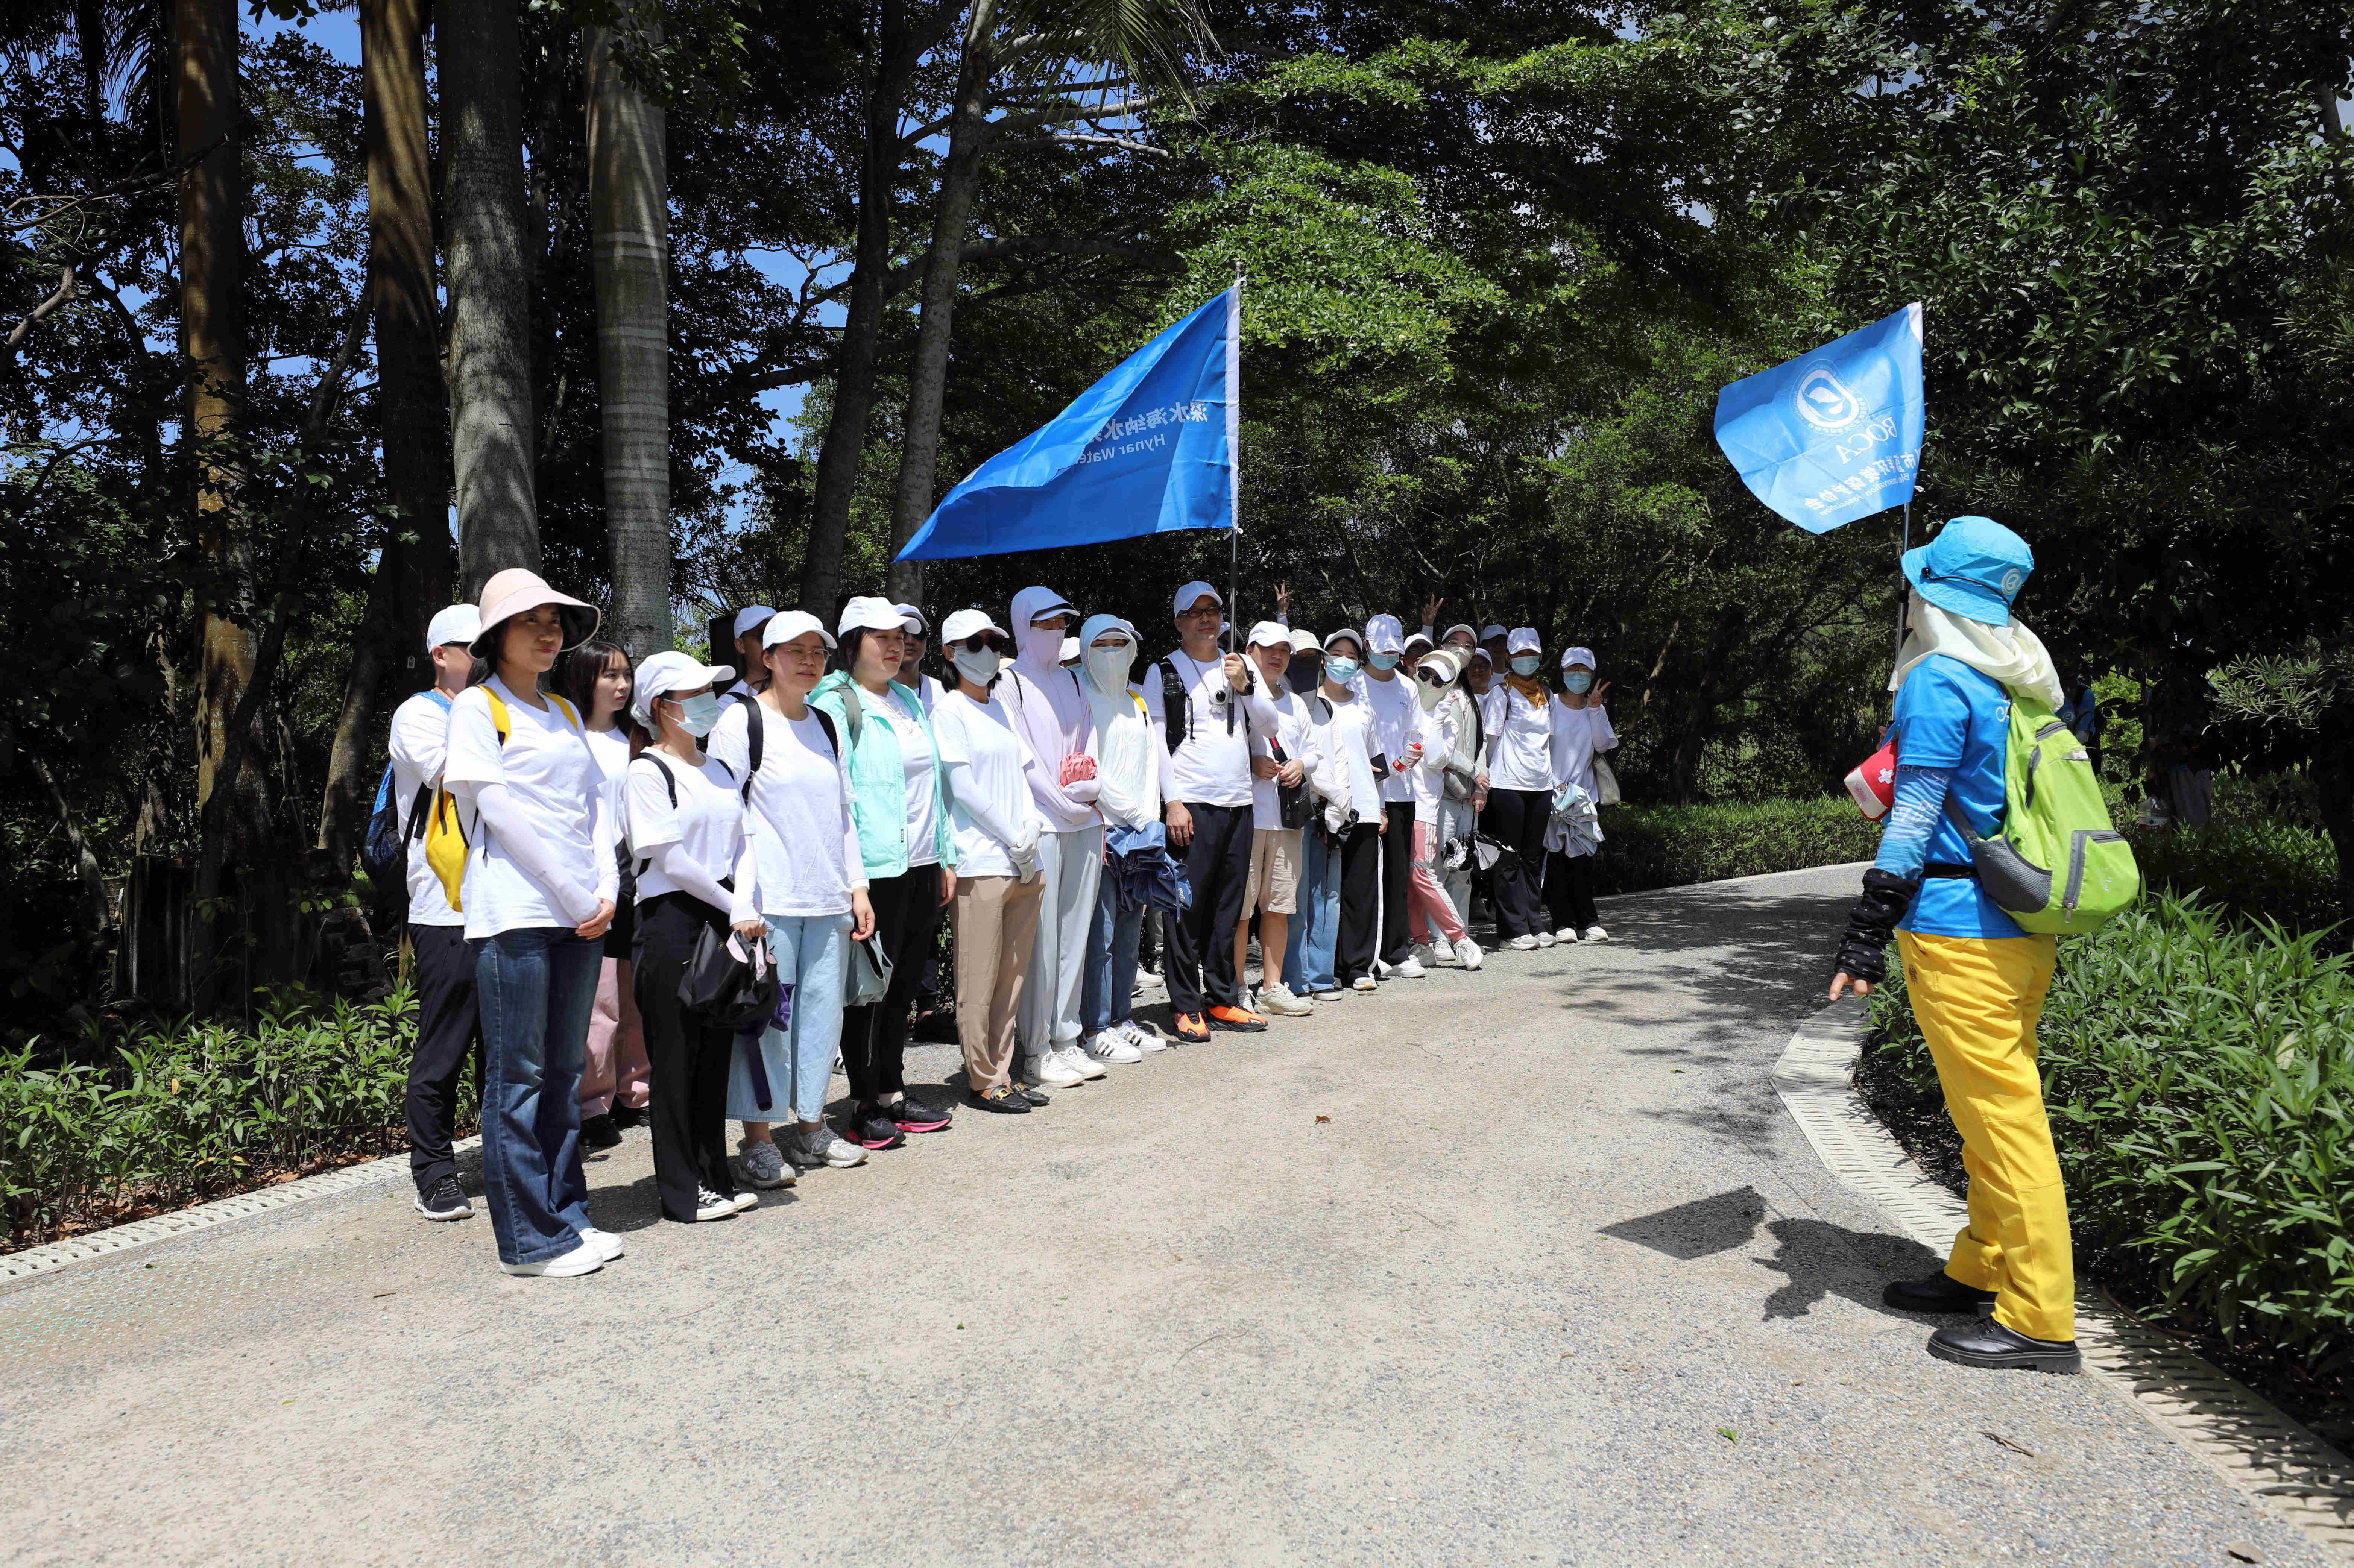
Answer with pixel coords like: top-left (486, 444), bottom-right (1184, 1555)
top-left (999, 585), bottom-right (1110, 1089)
top-left (1075, 615), bottom-right (1171, 1059)
top-left (1357, 614), bottom-right (1425, 979)
top-left (1480, 626), bottom-right (1558, 949)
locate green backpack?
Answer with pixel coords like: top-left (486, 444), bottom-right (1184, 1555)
top-left (1943, 688), bottom-right (2140, 935)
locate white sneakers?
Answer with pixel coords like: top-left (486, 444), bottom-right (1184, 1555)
top-left (1456, 938), bottom-right (1484, 970)
top-left (1534, 931), bottom-right (1557, 947)
top-left (1582, 924), bottom-right (1610, 942)
top-left (1554, 926), bottom-right (1578, 943)
top-left (1082, 1030), bottom-right (1144, 1065)
top-left (1028, 1051), bottom-right (1086, 1089)
top-left (577, 1225), bottom-right (625, 1262)
top-left (1352, 974), bottom-right (1379, 993)
top-left (1119, 1019), bottom-right (1168, 1053)
top-left (1428, 937), bottom-right (1456, 965)
top-left (1393, 953), bottom-right (1428, 979)
top-left (1259, 983), bottom-right (1314, 1015)
top-left (1508, 934), bottom-right (1540, 951)
top-left (1058, 1044), bottom-right (1107, 1080)
top-left (501, 1240), bottom-right (603, 1277)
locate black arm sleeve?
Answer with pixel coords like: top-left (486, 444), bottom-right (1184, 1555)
top-left (1833, 868), bottom-right (1918, 984)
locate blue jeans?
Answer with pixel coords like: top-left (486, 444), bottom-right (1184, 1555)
top-left (730, 912), bottom-right (850, 1125)
top-left (1286, 826), bottom-right (1339, 993)
top-left (1081, 865), bottom-right (1145, 1037)
top-left (472, 928), bottom-right (601, 1266)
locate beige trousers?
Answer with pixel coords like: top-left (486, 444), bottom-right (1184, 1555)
top-left (952, 874), bottom-right (1045, 1094)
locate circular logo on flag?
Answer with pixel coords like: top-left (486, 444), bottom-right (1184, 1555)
top-left (1792, 365), bottom-right (1862, 432)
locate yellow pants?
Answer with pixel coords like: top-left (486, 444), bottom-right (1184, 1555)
top-left (1897, 929), bottom-right (2073, 1342)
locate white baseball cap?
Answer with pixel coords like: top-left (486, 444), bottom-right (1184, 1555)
top-left (1560, 645), bottom-right (1597, 669)
top-left (1442, 622), bottom-right (1479, 646)
top-left (940, 607), bottom-right (1010, 646)
top-left (1245, 620), bottom-right (1294, 650)
top-left (1468, 646), bottom-right (1494, 667)
top-left (733, 604), bottom-right (779, 638)
top-left (1012, 585), bottom-right (1078, 627)
top-left (1507, 627), bottom-right (1541, 655)
top-left (631, 650), bottom-right (735, 727)
top-left (1059, 636), bottom-right (1081, 663)
top-left (1481, 624), bottom-right (1508, 642)
top-left (425, 603), bottom-right (481, 651)
top-left (1364, 613), bottom-right (1405, 655)
top-left (1172, 580), bottom-right (1222, 615)
top-left (838, 595), bottom-right (907, 636)
top-left (1403, 631), bottom-right (1434, 656)
top-left (761, 609), bottom-right (836, 649)
top-left (894, 603), bottom-right (928, 635)
top-left (1323, 627), bottom-right (1365, 657)
top-left (1289, 628), bottom-right (1321, 653)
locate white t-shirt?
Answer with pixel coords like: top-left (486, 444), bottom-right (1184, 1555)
top-left (625, 751), bottom-right (748, 905)
top-left (443, 676), bottom-right (607, 939)
top-left (1485, 685), bottom-right (1557, 792)
top-left (1314, 692), bottom-right (1382, 821)
top-left (1250, 687), bottom-right (1320, 830)
top-left (877, 686), bottom-right (940, 867)
top-left (1550, 703), bottom-right (1619, 799)
top-left (582, 724), bottom-right (631, 841)
top-left (387, 688), bottom-right (460, 927)
top-left (931, 687), bottom-right (1042, 878)
top-left (707, 697), bottom-right (865, 918)
top-left (1358, 671), bottom-right (1419, 805)
top-left (1143, 648), bottom-right (1265, 811)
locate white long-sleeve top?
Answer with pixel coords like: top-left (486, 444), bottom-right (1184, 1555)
top-left (441, 675), bottom-right (618, 939)
top-left (1549, 702), bottom-right (1618, 798)
top-left (1001, 658), bottom-right (1100, 832)
top-left (1356, 669), bottom-right (1420, 805)
top-left (1083, 679), bottom-right (1162, 832)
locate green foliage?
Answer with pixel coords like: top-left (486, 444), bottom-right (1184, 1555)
top-left (1592, 795), bottom-right (1881, 896)
top-left (1868, 896), bottom-right (2354, 1390)
top-left (0, 986), bottom-right (454, 1250)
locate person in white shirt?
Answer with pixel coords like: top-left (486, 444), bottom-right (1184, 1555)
top-left (623, 650), bottom-right (764, 1224)
top-left (1544, 646), bottom-right (1618, 943)
top-left (930, 608), bottom-right (1051, 1113)
top-left (387, 601), bottom-right (482, 1222)
top-left (715, 604), bottom-right (776, 719)
top-left (1235, 622), bottom-right (1319, 1015)
top-left (1280, 630), bottom-right (1343, 1000)
top-left (1000, 584), bottom-right (1109, 1089)
top-left (1357, 613), bottom-right (1425, 978)
top-left (895, 602), bottom-right (949, 715)
top-left (1075, 615), bottom-right (1168, 1060)
top-left (441, 569), bottom-right (619, 1278)
top-left (1480, 626), bottom-right (1560, 950)
top-left (1316, 630), bottom-right (1388, 991)
top-left (1405, 649), bottom-right (1482, 970)
top-left (1142, 581), bottom-right (1278, 1041)
top-left (555, 638), bottom-right (651, 1152)
top-left (708, 610), bottom-right (876, 1182)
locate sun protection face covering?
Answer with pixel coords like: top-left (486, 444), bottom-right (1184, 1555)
top-left (1417, 674), bottom-right (1449, 713)
top-left (1016, 619), bottom-right (1065, 673)
top-left (1563, 671), bottom-right (1593, 695)
top-left (1370, 651), bottom-right (1400, 671)
top-left (668, 691), bottom-right (720, 735)
top-left (1083, 639), bottom-right (1134, 694)
top-left (952, 649), bottom-right (1003, 686)
top-left (1324, 655), bottom-right (1360, 685)
top-left (1511, 655), bottom-right (1541, 677)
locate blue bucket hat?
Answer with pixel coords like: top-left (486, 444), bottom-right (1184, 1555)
top-left (1902, 516), bottom-right (2034, 626)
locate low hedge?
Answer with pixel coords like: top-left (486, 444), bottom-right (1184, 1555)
top-left (1593, 795), bottom-right (1882, 896)
top-left (2, 987), bottom-right (447, 1250)
top-left (1866, 895), bottom-right (2354, 1417)
top-left (2115, 775), bottom-right (2343, 934)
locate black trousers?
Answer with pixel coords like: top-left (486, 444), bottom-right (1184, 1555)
top-left (633, 894), bottom-right (738, 1221)
top-left (1543, 849), bottom-right (1600, 934)
top-left (1479, 788), bottom-right (1552, 940)
top-left (1168, 800), bottom-right (1254, 1016)
top-left (843, 865), bottom-right (940, 1104)
top-left (1335, 822), bottom-right (1384, 983)
top-left (406, 923), bottom-right (482, 1195)
top-left (1377, 800), bottom-right (1415, 963)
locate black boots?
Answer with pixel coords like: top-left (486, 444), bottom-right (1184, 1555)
top-left (1926, 1318), bottom-right (2082, 1374)
top-left (1883, 1270), bottom-right (1997, 1315)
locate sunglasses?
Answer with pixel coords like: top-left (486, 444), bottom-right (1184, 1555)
top-left (1417, 669), bottom-right (1452, 686)
top-left (960, 632), bottom-right (1012, 655)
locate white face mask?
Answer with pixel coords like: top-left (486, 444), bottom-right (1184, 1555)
top-left (952, 649), bottom-right (1003, 686)
top-left (1017, 619), bottom-right (1065, 670)
top-left (1083, 639), bottom-right (1134, 694)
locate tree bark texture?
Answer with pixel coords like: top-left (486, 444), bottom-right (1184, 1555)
top-left (885, 0), bottom-right (996, 605)
top-left (442, 0), bottom-right (540, 592)
top-left (587, 14), bottom-right (673, 656)
top-left (802, 0), bottom-right (915, 619)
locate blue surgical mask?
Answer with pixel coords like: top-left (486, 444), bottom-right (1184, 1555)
top-left (668, 691), bottom-right (720, 736)
top-left (1370, 651), bottom-right (1400, 671)
top-left (1564, 670), bottom-right (1594, 694)
top-left (1511, 655), bottom-right (1541, 677)
top-left (1324, 656), bottom-right (1360, 685)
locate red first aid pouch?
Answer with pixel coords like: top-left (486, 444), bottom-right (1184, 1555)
top-left (1845, 738), bottom-right (1897, 820)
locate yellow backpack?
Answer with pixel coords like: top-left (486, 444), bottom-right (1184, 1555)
top-left (423, 688), bottom-right (582, 911)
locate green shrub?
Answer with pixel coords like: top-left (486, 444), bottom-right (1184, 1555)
top-left (1868, 896), bottom-right (2354, 1385)
top-left (1595, 795), bottom-right (1882, 896)
top-left (1, 985), bottom-right (454, 1250)
top-left (2110, 773), bottom-right (2343, 934)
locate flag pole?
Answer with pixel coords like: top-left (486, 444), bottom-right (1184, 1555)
top-left (1226, 264), bottom-right (1243, 654)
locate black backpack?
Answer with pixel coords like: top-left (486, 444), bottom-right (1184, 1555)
top-left (738, 701), bottom-right (838, 805)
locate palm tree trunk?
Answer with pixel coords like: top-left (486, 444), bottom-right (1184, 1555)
top-left (802, 0), bottom-right (916, 617)
top-left (587, 9), bottom-right (672, 655)
top-left (442, 0), bottom-right (540, 590)
top-left (884, 0), bottom-right (996, 605)
top-left (318, 0), bottom-right (456, 872)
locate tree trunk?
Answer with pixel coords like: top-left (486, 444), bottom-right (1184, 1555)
top-left (587, 11), bottom-right (672, 656)
top-left (319, 0), bottom-right (457, 873)
top-left (801, 0), bottom-right (915, 617)
top-left (884, 0), bottom-right (996, 605)
top-left (442, 0), bottom-right (540, 591)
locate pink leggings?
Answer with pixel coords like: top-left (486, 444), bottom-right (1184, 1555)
top-left (1408, 820), bottom-right (1467, 946)
top-left (580, 955), bottom-right (651, 1117)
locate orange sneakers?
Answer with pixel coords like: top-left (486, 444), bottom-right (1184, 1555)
top-left (1206, 1003), bottom-right (1267, 1033)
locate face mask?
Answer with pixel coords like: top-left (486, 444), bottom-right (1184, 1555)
top-left (1017, 621), bottom-right (1064, 670)
top-left (1083, 641), bottom-right (1134, 694)
top-left (1511, 655), bottom-right (1541, 677)
top-left (1563, 671), bottom-right (1594, 695)
top-left (1369, 651), bottom-right (1400, 671)
top-left (952, 648), bottom-right (1003, 686)
top-left (667, 691), bottom-right (720, 736)
top-left (1324, 656), bottom-right (1360, 685)
top-left (1417, 676), bottom-right (1449, 713)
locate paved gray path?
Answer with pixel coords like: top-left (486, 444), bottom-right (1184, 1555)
top-left (0, 865), bottom-right (2319, 1566)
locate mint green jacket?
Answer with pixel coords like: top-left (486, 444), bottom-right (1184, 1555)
top-left (809, 671), bottom-right (956, 878)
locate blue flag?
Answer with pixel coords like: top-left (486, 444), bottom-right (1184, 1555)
top-left (1713, 303), bottom-right (1924, 535)
top-left (896, 287), bottom-right (1239, 562)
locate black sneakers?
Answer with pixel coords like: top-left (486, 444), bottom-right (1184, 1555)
top-left (1882, 1271), bottom-right (1998, 1315)
top-left (413, 1176), bottom-right (472, 1220)
top-left (609, 1102), bottom-right (647, 1130)
top-left (580, 1113), bottom-right (623, 1150)
top-left (1926, 1318), bottom-right (2082, 1374)
top-left (847, 1104), bottom-right (908, 1151)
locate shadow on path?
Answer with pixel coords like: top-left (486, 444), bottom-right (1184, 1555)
top-left (1598, 1184), bottom-right (1945, 1325)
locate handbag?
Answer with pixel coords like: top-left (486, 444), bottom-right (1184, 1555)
top-left (680, 922), bottom-right (778, 1030)
top-left (846, 930), bottom-right (893, 1008)
top-left (1592, 755), bottom-right (1622, 807)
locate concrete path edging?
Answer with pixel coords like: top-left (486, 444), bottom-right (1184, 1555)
top-left (1772, 999), bottom-right (2354, 1560)
top-left (0, 1137), bottom-right (481, 1285)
